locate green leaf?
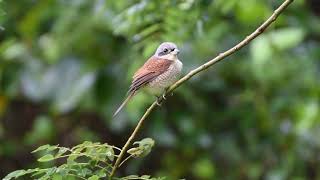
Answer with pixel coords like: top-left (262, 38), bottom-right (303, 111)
top-left (55, 147), bottom-right (69, 157)
top-left (73, 143), bottom-right (87, 154)
top-left (95, 169), bottom-right (107, 178)
top-left (269, 28), bottom-right (305, 50)
top-left (120, 175), bottom-right (160, 180)
top-left (82, 141), bottom-right (93, 146)
top-left (31, 169), bottom-right (47, 177)
top-left (44, 167), bottom-right (57, 176)
top-left (133, 138), bottom-right (155, 147)
top-left (96, 147), bottom-right (107, 161)
top-left (32, 144), bottom-right (58, 154)
top-left (88, 175), bottom-right (100, 180)
top-left (106, 146), bottom-right (115, 162)
top-left (122, 175), bottom-right (139, 179)
top-left (128, 138), bottom-right (155, 158)
top-left (56, 165), bottom-right (69, 177)
top-left (141, 175), bottom-right (151, 179)
top-left (3, 170), bottom-right (27, 180)
top-left (78, 168), bottom-right (92, 177)
top-left (32, 144), bottom-right (51, 153)
top-left (46, 145), bottom-right (59, 152)
top-left (82, 142), bottom-right (114, 162)
top-left (38, 154), bottom-right (55, 162)
top-left (4, 169), bottom-right (40, 180)
top-left (67, 154), bottom-right (79, 164)
top-left (127, 147), bottom-right (142, 157)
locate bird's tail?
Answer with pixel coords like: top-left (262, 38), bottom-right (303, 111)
top-left (113, 92), bottom-right (135, 117)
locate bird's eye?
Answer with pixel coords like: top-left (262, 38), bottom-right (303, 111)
top-left (171, 48), bottom-right (175, 51)
top-left (163, 48), bottom-right (168, 53)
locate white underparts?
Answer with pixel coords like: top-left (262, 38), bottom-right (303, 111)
top-left (146, 59), bottom-right (183, 96)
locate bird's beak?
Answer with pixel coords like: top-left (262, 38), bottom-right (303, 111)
top-left (172, 49), bottom-right (180, 55)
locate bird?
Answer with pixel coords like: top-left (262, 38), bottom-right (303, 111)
top-left (113, 42), bottom-right (183, 117)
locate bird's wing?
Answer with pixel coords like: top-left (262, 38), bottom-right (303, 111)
top-left (128, 56), bottom-right (172, 94)
top-left (113, 56), bottom-right (172, 117)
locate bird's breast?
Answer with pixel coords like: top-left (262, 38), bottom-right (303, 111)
top-left (146, 60), bottom-right (183, 95)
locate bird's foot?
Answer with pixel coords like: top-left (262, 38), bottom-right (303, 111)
top-left (156, 96), bottom-right (162, 106)
top-left (162, 94), bottom-right (166, 100)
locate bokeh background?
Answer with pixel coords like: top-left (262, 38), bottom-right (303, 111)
top-left (1, 0), bottom-right (320, 179)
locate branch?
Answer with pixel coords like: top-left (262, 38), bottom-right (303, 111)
top-left (109, 0), bottom-right (294, 178)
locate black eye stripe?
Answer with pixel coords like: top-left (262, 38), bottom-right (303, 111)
top-left (157, 46), bottom-right (176, 56)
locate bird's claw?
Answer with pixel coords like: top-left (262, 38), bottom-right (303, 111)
top-left (156, 99), bottom-right (162, 106)
top-left (155, 96), bottom-right (162, 106)
top-left (162, 94), bottom-right (166, 100)
top-left (155, 92), bottom-right (169, 106)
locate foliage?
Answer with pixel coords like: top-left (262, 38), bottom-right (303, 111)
top-left (4, 139), bottom-right (158, 179)
top-left (1, 0), bottom-right (320, 179)
top-left (127, 138), bottom-right (155, 158)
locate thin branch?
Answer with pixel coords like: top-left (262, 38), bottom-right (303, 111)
top-left (109, 0), bottom-right (294, 178)
top-left (111, 145), bottom-right (123, 152)
top-left (119, 154), bottom-right (134, 167)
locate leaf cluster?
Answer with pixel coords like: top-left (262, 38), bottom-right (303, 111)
top-left (4, 139), bottom-right (159, 180)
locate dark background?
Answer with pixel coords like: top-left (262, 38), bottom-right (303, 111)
top-left (1, 0), bottom-right (320, 179)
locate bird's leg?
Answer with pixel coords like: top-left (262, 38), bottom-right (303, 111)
top-left (162, 88), bottom-right (169, 100)
top-left (155, 96), bottom-right (162, 106)
top-left (156, 87), bottom-right (172, 106)
top-left (162, 94), bottom-right (166, 100)
top-left (164, 87), bottom-right (173, 97)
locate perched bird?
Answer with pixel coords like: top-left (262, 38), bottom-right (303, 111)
top-left (113, 42), bottom-right (183, 117)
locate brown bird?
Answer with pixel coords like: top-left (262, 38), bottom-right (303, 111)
top-left (113, 42), bottom-right (183, 117)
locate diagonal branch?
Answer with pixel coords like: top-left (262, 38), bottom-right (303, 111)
top-left (109, 0), bottom-right (294, 178)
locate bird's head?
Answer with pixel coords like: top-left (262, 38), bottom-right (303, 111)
top-left (154, 42), bottom-right (180, 60)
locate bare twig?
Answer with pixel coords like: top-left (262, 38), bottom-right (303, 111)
top-left (119, 154), bottom-right (134, 167)
top-left (109, 0), bottom-right (294, 178)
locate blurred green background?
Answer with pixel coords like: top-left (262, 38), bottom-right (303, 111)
top-left (1, 0), bottom-right (320, 179)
